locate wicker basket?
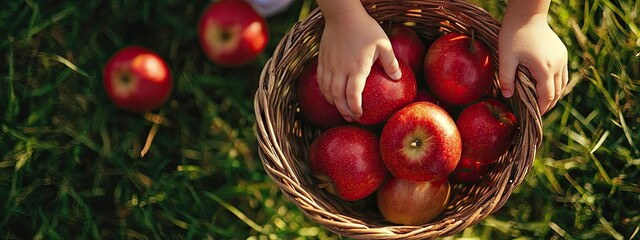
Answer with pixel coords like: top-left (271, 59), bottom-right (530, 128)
top-left (254, 0), bottom-right (543, 239)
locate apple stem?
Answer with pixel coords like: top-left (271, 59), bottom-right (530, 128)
top-left (411, 140), bottom-right (422, 148)
top-left (318, 182), bottom-right (331, 189)
top-left (220, 30), bottom-right (231, 41)
top-left (120, 74), bottom-right (131, 84)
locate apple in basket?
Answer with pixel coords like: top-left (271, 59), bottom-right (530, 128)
top-left (297, 58), bottom-right (348, 129)
top-left (308, 125), bottom-right (388, 201)
top-left (456, 98), bottom-right (517, 165)
top-left (380, 101), bottom-right (461, 182)
top-left (103, 45), bottom-right (173, 113)
top-left (198, 0), bottom-right (269, 67)
top-left (414, 87), bottom-right (456, 115)
top-left (377, 175), bottom-right (450, 225)
top-left (423, 32), bottom-right (494, 106)
top-left (355, 60), bottom-right (417, 125)
top-left (388, 24), bottom-right (426, 76)
top-left (449, 157), bottom-right (489, 183)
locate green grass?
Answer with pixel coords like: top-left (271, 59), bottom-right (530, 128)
top-left (1, 0), bottom-right (638, 239)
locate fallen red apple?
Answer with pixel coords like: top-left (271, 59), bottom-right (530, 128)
top-left (456, 98), bottom-right (517, 165)
top-left (388, 24), bottom-right (426, 75)
top-left (103, 46), bottom-right (173, 112)
top-left (296, 58), bottom-right (348, 129)
top-left (308, 125), bottom-right (388, 201)
top-left (380, 101), bottom-right (461, 182)
top-left (449, 157), bottom-right (489, 183)
top-left (199, 0), bottom-right (269, 67)
top-left (423, 32), bottom-right (494, 106)
top-left (356, 60), bottom-right (416, 125)
top-left (377, 175), bottom-right (450, 225)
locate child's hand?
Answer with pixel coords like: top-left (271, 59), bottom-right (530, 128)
top-left (316, 5), bottom-right (401, 122)
top-left (498, 11), bottom-right (568, 115)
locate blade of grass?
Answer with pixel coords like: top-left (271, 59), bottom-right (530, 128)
top-left (204, 192), bottom-right (267, 235)
top-left (4, 39), bottom-right (19, 123)
top-left (38, 53), bottom-right (91, 79)
top-left (617, 111), bottom-right (638, 156)
top-left (563, 173), bottom-right (624, 240)
top-left (590, 130), bottom-right (608, 154)
top-left (549, 221), bottom-right (575, 240)
top-left (589, 154), bottom-right (612, 184)
top-left (298, 0), bottom-right (314, 21)
top-left (60, 124), bottom-right (100, 154)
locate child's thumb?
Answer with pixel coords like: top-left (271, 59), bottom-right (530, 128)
top-left (379, 46), bottom-right (402, 80)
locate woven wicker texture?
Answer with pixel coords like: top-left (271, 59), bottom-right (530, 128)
top-left (254, 0), bottom-right (543, 239)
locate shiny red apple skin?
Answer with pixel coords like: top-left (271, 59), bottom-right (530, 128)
top-left (389, 24), bottom-right (426, 75)
top-left (297, 58), bottom-right (348, 129)
top-left (198, 0), bottom-right (269, 67)
top-left (380, 101), bottom-right (461, 182)
top-left (308, 125), bottom-right (388, 201)
top-left (377, 176), bottom-right (450, 225)
top-left (103, 46), bottom-right (173, 112)
top-left (414, 87), bottom-right (457, 114)
top-left (449, 157), bottom-right (489, 183)
top-left (456, 98), bottom-right (518, 165)
top-left (423, 33), bottom-right (494, 106)
top-left (356, 60), bottom-right (417, 125)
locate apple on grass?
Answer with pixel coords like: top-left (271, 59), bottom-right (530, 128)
top-left (380, 101), bottom-right (461, 182)
top-left (423, 32), bottom-right (494, 106)
top-left (199, 0), bottom-right (268, 67)
top-left (355, 60), bottom-right (417, 125)
top-left (308, 125), bottom-right (388, 201)
top-left (456, 98), bottom-right (518, 165)
top-left (377, 176), bottom-right (450, 225)
top-left (388, 24), bottom-right (426, 76)
top-left (296, 58), bottom-right (348, 129)
top-left (103, 45), bottom-right (172, 113)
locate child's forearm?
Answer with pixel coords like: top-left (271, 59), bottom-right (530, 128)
top-left (504, 0), bottom-right (551, 21)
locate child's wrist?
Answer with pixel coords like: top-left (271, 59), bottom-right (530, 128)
top-left (317, 0), bottom-right (369, 24)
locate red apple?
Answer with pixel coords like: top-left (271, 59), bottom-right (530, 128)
top-left (377, 176), bottom-right (450, 225)
top-left (308, 125), bottom-right (388, 201)
top-left (380, 101), bottom-right (461, 182)
top-left (423, 33), bottom-right (494, 106)
top-left (199, 0), bottom-right (269, 67)
top-left (456, 98), bottom-right (517, 165)
top-left (414, 87), bottom-right (438, 103)
top-left (297, 58), bottom-right (348, 129)
top-left (356, 60), bottom-right (417, 125)
top-left (414, 87), bottom-right (456, 114)
top-left (449, 157), bottom-right (489, 183)
top-left (388, 24), bottom-right (426, 75)
top-left (103, 46), bottom-right (172, 112)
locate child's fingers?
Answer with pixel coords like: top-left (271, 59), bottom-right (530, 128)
top-left (548, 63), bottom-right (568, 114)
top-left (346, 72), bottom-right (368, 118)
top-left (498, 52), bottom-right (519, 98)
top-left (378, 43), bottom-right (402, 80)
top-left (316, 62), bottom-right (327, 101)
top-left (532, 64), bottom-right (555, 115)
top-left (330, 74), bottom-right (354, 122)
top-left (317, 65), bottom-right (334, 105)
